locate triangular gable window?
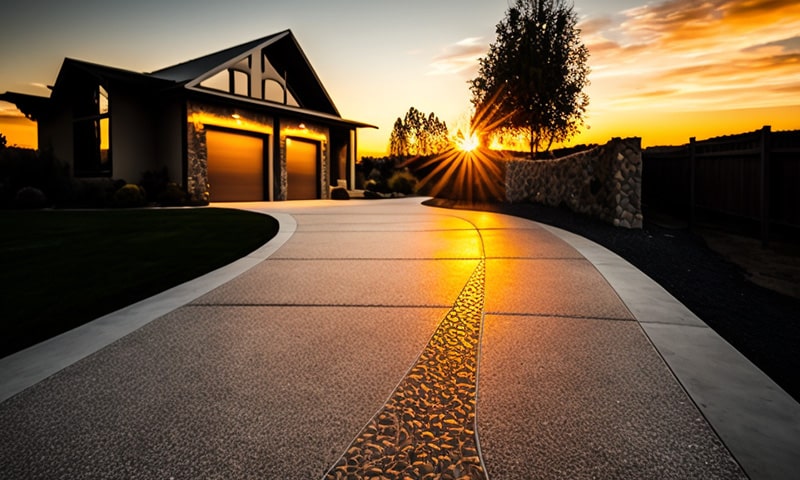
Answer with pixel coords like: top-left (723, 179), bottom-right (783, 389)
top-left (197, 48), bottom-right (299, 107)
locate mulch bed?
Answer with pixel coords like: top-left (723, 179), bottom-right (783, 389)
top-left (425, 199), bottom-right (800, 403)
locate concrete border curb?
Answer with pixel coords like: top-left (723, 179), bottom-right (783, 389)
top-left (541, 223), bottom-right (800, 480)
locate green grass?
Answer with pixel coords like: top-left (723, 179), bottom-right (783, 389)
top-left (0, 208), bottom-right (279, 357)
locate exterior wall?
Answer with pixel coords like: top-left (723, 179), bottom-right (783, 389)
top-left (186, 101), bottom-right (273, 202)
top-left (505, 137), bottom-right (643, 228)
top-left (111, 93), bottom-right (157, 183)
top-left (278, 118), bottom-right (329, 200)
top-left (154, 99), bottom-right (184, 187)
top-left (38, 109), bottom-right (73, 168)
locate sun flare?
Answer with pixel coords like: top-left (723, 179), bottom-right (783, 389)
top-left (457, 132), bottom-right (480, 152)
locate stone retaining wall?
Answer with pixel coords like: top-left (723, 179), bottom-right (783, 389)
top-left (505, 137), bottom-right (643, 228)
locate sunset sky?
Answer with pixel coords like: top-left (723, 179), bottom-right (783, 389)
top-left (1, 0), bottom-right (798, 155)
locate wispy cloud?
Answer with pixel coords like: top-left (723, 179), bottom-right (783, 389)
top-left (580, 0), bottom-right (800, 112)
top-left (743, 35), bottom-right (800, 54)
top-left (427, 37), bottom-right (486, 76)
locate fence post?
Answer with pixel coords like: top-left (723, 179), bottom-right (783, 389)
top-left (689, 137), bottom-right (696, 227)
top-left (760, 125), bottom-right (771, 247)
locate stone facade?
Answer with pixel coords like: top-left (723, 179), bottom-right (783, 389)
top-left (505, 137), bottom-right (643, 228)
top-left (186, 102), bottom-right (274, 203)
top-left (185, 102), bottom-right (332, 202)
top-left (186, 120), bottom-right (209, 204)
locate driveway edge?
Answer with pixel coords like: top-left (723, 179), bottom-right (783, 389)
top-left (541, 223), bottom-right (800, 480)
top-left (0, 212), bottom-right (296, 403)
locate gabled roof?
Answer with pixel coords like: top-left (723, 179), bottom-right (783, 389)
top-left (2, 59), bottom-right (175, 120)
top-left (51, 58), bottom-right (175, 97)
top-left (3, 31), bottom-right (376, 130)
top-left (0, 92), bottom-right (51, 121)
top-left (149, 31), bottom-right (286, 83)
top-left (150, 29), bottom-right (341, 117)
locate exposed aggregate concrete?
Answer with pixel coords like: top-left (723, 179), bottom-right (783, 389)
top-left (325, 261), bottom-right (487, 479)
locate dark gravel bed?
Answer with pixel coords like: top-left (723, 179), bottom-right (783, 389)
top-left (425, 199), bottom-right (800, 403)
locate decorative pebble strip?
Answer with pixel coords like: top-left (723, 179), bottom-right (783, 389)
top-left (324, 261), bottom-right (487, 480)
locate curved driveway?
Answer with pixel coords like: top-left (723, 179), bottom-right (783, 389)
top-left (1, 198), bottom-right (797, 479)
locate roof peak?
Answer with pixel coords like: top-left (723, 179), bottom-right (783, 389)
top-left (148, 30), bottom-right (292, 82)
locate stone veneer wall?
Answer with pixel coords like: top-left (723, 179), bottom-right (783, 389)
top-left (186, 102), bottom-right (330, 202)
top-left (505, 137), bottom-right (643, 228)
top-left (186, 116), bottom-right (209, 204)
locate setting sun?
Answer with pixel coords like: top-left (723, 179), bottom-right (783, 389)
top-left (0, 1), bottom-right (797, 155)
top-left (457, 132), bottom-right (480, 152)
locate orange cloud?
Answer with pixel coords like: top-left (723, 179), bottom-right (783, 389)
top-left (580, 0), bottom-right (800, 113)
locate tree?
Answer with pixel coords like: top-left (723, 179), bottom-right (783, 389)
top-left (389, 107), bottom-right (450, 157)
top-left (0, 132), bottom-right (7, 149)
top-left (388, 118), bottom-right (408, 157)
top-left (470, 0), bottom-right (589, 156)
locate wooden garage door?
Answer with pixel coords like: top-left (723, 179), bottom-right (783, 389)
top-left (206, 130), bottom-right (264, 202)
top-left (286, 138), bottom-right (318, 200)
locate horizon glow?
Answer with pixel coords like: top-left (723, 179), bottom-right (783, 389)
top-left (1, 0), bottom-right (798, 153)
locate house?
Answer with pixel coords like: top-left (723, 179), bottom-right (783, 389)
top-left (1, 30), bottom-right (375, 202)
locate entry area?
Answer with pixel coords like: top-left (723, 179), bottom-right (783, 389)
top-left (286, 137), bottom-right (319, 200)
top-left (206, 129), bottom-right (266, 202)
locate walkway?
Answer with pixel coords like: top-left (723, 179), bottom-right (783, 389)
top-left (1, 198), bottom-right (798, 479)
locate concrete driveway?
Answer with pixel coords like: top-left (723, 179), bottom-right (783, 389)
top-left (1, 198), bottom-right (797, 479)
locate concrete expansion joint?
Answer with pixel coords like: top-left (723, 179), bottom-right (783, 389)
top-left (265, 257), bottom-right (483, 262)
top-left (485, 311), bottom-right (636, 322)
top-left (324, 260), bottom-right (489, 480)
top-left (187, 302), bottom-right (455, 309)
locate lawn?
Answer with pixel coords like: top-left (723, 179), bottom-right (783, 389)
top-left (0, 208), bottom-right (279, 357)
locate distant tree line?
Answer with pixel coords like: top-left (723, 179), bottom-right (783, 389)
top-left (389, 107), bottom-right (450, 157)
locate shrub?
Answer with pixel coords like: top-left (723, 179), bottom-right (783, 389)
top-left (330, 187), bottom-right (350, 200)
top-left (112, 184), bottom-right (146, 208)
top-left (139, 167), bottom-right (170, 203)
top-left (0, 147), bottom-right (70, 208)
top-left (14, 186), bottom-right (48, 209)
top-left (364, 179), bottom-right (380, 192)
top-left (67, 178), bottom-right (118, 208)
top-left (388, 170), bottom-right (418, 195)
top-left (157, 182), bottom-right (188, 206)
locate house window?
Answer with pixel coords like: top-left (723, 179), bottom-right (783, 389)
top-left (263, 79), bottom-right (284, 103)
top-left (262, 78), bottom-right (300, 107)
top-left (199, 71), bottom-right (229, 91)
top-left (74, 85), bottom-right (111, 177)
top-left (233, 70), bottom-right (250, 96)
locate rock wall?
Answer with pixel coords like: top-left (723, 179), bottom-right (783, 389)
top-left (505, 137), bottom-right (643, 228)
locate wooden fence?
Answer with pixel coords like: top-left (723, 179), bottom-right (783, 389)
top-left (642, 126), bottom-right (800, 244)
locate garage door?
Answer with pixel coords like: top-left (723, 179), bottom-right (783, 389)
top-left (206, 130), bottom-right (265, 201)
top-left (286, 138), bottom-right (318, 200)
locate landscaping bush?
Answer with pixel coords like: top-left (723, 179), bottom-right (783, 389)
top-left (157, 182), bottom-right (188, 205)
top-left (112, 183), bottom-right (146, 208)
top-left (364, 179), bottom-right (380, 192)
top-left (139, 167), bottom-right (170, 203)
top-left (388, 170), bottom-right (418, 195)
top-left (65, 178), bottom-right (119, 208)
top-left (365, 168), bottom-right (389, 193)
top-left (331, 187), bottom-right (350, 200)
top-left (14, 186), bottom-right (48, 209)
top-left (0, 147), bottom-right (70, 208)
